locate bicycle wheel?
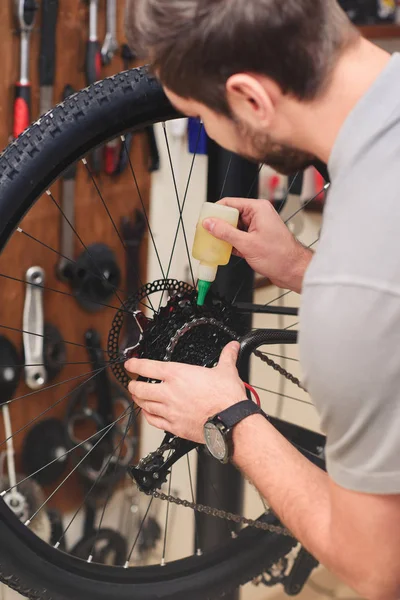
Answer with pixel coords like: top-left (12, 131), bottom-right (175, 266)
top-left (0, 66), bottom-right (323, 600)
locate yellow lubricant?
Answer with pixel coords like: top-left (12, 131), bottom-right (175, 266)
top-left (192, 203), bottom-right (239, 306)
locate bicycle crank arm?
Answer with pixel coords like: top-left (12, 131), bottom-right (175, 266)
top-left (129, 434), bottom-right (199, 492)
top-left (23, 266), bottom-right (47, 389)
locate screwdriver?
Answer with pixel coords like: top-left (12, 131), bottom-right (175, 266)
top-left (14, 0), bottom-right (38, 138)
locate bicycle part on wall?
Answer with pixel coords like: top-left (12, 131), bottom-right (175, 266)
top-left (23, 266), bottom-right (47, 389)
top-left (0, 336), bottom-right (21, 406)
top-left (72, 243), bottom-right (121, 312)
top-left (23, 267), bottom-right (66, 388)
top-left (21, 418), bottom-right (68, 486)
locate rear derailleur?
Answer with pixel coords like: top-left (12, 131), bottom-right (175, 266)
top-left (128, 433), bottom-right (198, 493)
top-left (254, 547), bottom-right (319, 596)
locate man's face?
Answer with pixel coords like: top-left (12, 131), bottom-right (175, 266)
top-left (164, 88), bottom-right (316, 176)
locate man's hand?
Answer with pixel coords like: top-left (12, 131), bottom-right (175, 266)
top-left (125, 341), bottom-right (246, 443)
top-left (203, 198), bottom-right (313, 293)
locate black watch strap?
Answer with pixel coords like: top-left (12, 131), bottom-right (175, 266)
top-left (216, 400), bottom-right (263, 429)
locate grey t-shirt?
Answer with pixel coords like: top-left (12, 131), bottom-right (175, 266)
top-left (300, 52), bottom-right (400, 494)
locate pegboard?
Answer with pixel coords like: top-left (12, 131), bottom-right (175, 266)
top-left (0, 0), bottom-right (150, 513)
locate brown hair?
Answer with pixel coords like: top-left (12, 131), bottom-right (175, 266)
top-left (126, 0), bottom-right (359, 115)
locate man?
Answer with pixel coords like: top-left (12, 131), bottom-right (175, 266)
top-left (124, 2), bottom-right (400, 598)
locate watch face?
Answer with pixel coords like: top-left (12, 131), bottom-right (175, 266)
top-left (204, 422), bottom-right (228, 462)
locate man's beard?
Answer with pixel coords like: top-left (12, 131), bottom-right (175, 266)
top-left (235, 120), bottom-right (317, 176)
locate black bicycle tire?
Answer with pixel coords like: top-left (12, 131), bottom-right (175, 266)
top-left (0, 66), bottom-right (297, 599)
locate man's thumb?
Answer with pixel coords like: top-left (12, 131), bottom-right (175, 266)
top-left (218, 341), bottom-right (240, 368)
top-left (203, 218), bottom-right (243, 247)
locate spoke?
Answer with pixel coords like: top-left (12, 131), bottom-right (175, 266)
top-left (88, 411), bottom-right (135, 560)
top-left (276, 171), bottom-right (299, 215)
top-left (24, 405), bottom-right (130, 527)
top-left (0, 321), bottom-right (112, 355)
top-left (1, 363), bottom-right (121, 408)
top-left (284, 184), bottom-right (330, 225)
top-left (2, 406), bottom-right (17, 500)
top-left (0, 360), bottom-right (125, 449)
top-left (16, 227), bottom-right (153, 313)
top-left (219, 155), bottom-right (233, 199)
top-left (1, 406), bottom-right (138, 495)
top-left (55, 407), bottom-right (134, 553)
top-left (187, 454), bottom-right (201, 555)
top-left (123, 135), bottom-right (166, 280)
top-left (46, 190), bottom-right (126, 309)
top-left (247, 164), bottom-right (264, 199)
top-left (261, 238), bottom-right (319, 307)
top-left (125, 497), bottom-right (154, 567)
top-left (161, 466), bottom-right (173, 566)
top-left (162, 124), bottom-right (195, 287)
top-left (285, 322), bottom-right (299, 330)
top-left (253, 384), bottom-right (313, 407)
top-left (0, 272), bottom-right (134, 316)
top-left (165, 124), bottom-right (202, 281)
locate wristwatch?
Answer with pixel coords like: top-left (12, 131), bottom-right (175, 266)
top-left (204, 400), bottom-right (264, 464)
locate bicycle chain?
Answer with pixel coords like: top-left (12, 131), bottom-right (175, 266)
top-left (134, 316), bottom-right (302, 537)
top-left (136, 443), bottom-right (292, 537)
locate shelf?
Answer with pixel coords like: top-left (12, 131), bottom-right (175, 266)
top-left (359, 24), bottom-right (400, 39)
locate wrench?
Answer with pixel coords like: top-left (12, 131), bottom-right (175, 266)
top-left (23, 266), bottom-right (47, 389)
top-left (57, 85), bottom-right (77, 282)
top-left (101, 0), bottom-right (118, 66)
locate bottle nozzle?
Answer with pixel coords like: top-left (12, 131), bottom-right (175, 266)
top-left (197, 280), bottom-right (212, 306)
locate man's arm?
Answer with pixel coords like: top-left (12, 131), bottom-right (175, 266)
top-left (233, 414), bottom-right (400, 600)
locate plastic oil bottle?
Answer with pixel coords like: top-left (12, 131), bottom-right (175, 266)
top-left (192, 203), bottom-right (240, 306)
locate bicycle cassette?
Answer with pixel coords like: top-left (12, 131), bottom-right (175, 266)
top-left (108, 279), bottom-right (246, 388)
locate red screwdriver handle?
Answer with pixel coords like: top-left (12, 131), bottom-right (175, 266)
top-left (14, 83), bottom-right (31, 138)
top-left (85, 40), bottom-right (102, 85)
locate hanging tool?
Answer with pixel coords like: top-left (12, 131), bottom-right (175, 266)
top-left (101, 0), bottom-right (118, 66)
top-left (113, 44), bottom-right (160, 175)
top-left (120, 210), bottom-right (146, 348)
top-left (56, 85), bottom-right (78, 282)
top-left (39, 0), bottom-right (59, 115)
top-left (14, 0), bottom-right (38, 138)
top-left (85, 0), bottom-right (102, 173)
top-left (23, 266), bottom-right (66, 389)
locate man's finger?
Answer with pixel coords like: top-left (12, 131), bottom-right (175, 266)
top-left (128, 380), bottom-right (167, 402)
top-left (218, 341), bottom-right (240, 368)
top-left (125, 358), bottom-right (171, 381)
top-left (142, 410), bottom-right (170, 432)
top-left (202, 217), bottom-right (247, 248)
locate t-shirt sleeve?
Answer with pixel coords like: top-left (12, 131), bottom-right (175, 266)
top-left (300, 281), bottom-right (400, 494)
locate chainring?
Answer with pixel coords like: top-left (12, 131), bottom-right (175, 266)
top-left (108, 279), bottom-right (246, 387)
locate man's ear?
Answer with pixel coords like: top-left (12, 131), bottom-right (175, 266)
top-left (226, 74), bottom-right (279, 128)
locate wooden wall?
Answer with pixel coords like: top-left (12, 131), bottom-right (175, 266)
top-left (0, 1), bottom-right (149, 512)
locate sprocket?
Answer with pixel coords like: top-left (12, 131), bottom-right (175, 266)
top-left (108, 279), bottom-right (246, 387)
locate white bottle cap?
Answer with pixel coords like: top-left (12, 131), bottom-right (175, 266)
top-left (198, 263), bottom-right (218, 282)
